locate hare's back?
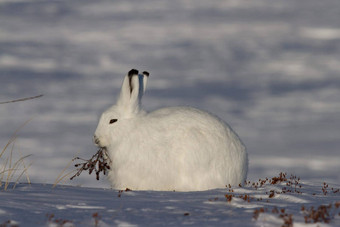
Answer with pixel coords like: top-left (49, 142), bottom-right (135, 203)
top-left (148, 106), bottom-right (233, 137)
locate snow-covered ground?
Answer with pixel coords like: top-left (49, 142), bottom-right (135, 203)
top-left (1, 177), bottom-right (340, 226)
top-left (1, 0), bottom-right (340, 226)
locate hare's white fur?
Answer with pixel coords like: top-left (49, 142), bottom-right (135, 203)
top-left (94, 70), bottom-right (248, 191)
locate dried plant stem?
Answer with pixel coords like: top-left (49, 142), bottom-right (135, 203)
top-left (1, 118), bottom-right (33, 157)
top-left (4, 142), bottom-right (15, 189)
top-left (4, 154), bottom-right (32, 190)
top-left (13, 163), bottom-right (32, 190)
top-left (52, 170), bottom-right (77, 188)
top-left (70, 148), bottom-right (111, 181)
top-left (0, 157), bottom-right (9, 188)
top-left (0, 94), bottom-right (43, 104)
top-left (19, 150), bottom-right (31, 184)
top-left (1, 119), bottom-right (33, 190)
top-left (0, 136), bottom-right (16, 162)
top-left (53, 150), bottom-right (80, 188)
top-left (1, 95), bottom-right (37, 190)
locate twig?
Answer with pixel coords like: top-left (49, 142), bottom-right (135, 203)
top-left (70, 147), bottom-right (111, 181)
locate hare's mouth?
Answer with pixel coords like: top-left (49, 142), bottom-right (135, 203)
top-left (93, 135), bottom-right (106, 148)
top-left (95, 144), bottom-right (107, 150)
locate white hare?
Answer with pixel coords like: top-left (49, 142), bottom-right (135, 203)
top-left (94, 69), bottom-right (248, 191)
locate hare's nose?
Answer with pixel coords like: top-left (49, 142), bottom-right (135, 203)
top-left (93, 135), bottom-right (100, 145)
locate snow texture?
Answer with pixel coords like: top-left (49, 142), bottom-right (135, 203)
top-left (0, 180), bottom-right (339, 226)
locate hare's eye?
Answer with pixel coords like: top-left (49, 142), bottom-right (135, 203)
top-left (109, 119), bottom-right (118, 124)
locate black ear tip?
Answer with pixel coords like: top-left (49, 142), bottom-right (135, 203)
top-left (128, 69), bottom-right (139, 76)
top-left (143, 71), bottom-right (150, 77)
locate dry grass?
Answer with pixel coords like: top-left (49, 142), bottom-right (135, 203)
top-left (0, 95), bottom-right (43, 190)
top-left (52, 151), bottom-right (79, 188)
top-left (0, 95), bottom-right (86, 189)
top-left (0, 119), bottom-right (33, 190)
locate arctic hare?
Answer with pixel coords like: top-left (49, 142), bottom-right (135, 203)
top-left (94, 69), bottom-right (248, 191)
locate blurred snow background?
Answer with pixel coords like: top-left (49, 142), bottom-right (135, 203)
top-left (0, 0), bottom-right (339, 188)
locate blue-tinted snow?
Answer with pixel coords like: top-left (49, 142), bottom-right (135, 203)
top-left (0, 182), bottom-right (339, 226)
top-left (0, 0), bottom-right (339, 188)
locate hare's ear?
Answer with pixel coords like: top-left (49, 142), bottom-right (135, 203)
top-left (130, 70), bottom-right (150, 112)
top-left (117, 69), bottom-right (138, 107)
top-left (117, 69), bottom-right (149, 114)
top-left (142, 71), bottom-right (149, 94)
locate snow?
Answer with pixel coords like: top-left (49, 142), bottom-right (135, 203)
top-left (0, 179), bottom-right (339, 226)
top-left (1, 0), bottom-right (340, 226)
